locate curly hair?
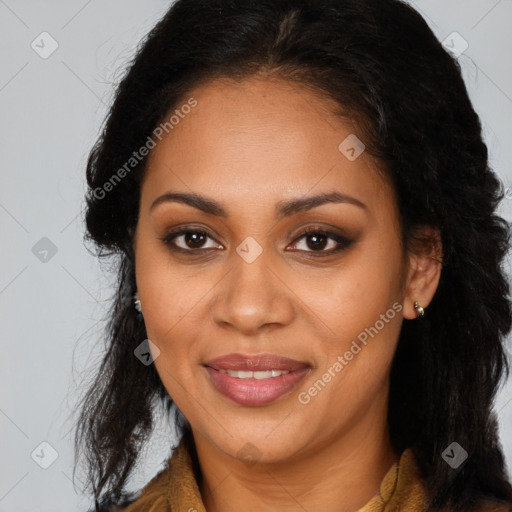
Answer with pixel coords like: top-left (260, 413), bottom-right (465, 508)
top-left (74, 0), bottom-right (512, 510)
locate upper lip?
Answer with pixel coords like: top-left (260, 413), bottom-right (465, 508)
top-left (204, 353), bottom-right (310, 372)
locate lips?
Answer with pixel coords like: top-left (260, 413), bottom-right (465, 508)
top-left (204, 353), bottom-right (310, 372)
top-left (203, 353), bottom-right (311, 406)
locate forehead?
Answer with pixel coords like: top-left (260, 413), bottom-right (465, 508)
top-left (141, 76), bottom-right (392, 214)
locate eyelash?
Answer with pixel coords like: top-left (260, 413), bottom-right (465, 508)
top-left (160, 226), bottom-right (353, 257)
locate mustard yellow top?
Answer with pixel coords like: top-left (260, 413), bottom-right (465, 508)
top-left (120, 435), bottom-right (510, 512)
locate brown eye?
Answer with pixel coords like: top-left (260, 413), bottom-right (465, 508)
top-left (183, 231), bottom-right (207, 249)
top-left (303, 232), bottom-right (330, 251)
top-left (289, 228), bottom-right (353, 255)
top-left (161, 229), bottom-right (223, 252)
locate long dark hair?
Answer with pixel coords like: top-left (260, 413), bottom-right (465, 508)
top-left (74, 0), bottom-right (512, 510)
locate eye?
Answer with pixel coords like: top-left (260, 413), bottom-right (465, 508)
top-left (160, 229), bottom-right (223, 252)
top-left (288, 227), bottom-right (353, 255)
top-left (160, 226), bottom-right (353, 256)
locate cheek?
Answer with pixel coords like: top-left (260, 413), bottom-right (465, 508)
top-left (136, 234), bottom-right (205, 316)
top-left (137, 257), bottom-right (205, 407)
top-left (302, 293), bottom-right (402, 430)
top-left (134, 239), bottom-right (199, 352)
top-left (301, 236), bottom-right (404, 397)
top-left (304, 240), bottom-right (403, 339)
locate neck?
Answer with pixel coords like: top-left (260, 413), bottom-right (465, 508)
top-left (194, 405), bottom-right (398, 512)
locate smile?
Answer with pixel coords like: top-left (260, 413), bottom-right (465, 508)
top-left (219, 369), bottom-right (290, 379)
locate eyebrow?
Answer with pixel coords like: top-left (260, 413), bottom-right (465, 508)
top-left (149, 191), bottom-right (366, 218)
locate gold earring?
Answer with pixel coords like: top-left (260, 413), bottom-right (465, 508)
top-left (414, 301), bottom-right (425, 318)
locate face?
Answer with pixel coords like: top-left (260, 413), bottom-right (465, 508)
top-left (133, 76), bottom-right (412, 464)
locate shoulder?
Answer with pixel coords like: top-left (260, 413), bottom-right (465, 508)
top-left (85, 440), bottom-right (188, 512)
top-left (433, 497), bottom-right (512, 512)
top-left (474, 498), bottom-right (512, 512)
top-left (88, 460), bottom-right (174, 512)
top-left (85, 493), bottom-right (139, 512)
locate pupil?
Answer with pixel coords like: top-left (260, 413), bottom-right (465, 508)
top-left (186, 232), bottom-right (206, 248)
top-left (307, 234), bottom-right (327, 251)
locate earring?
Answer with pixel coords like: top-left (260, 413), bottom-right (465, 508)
top-left (414, 301), bottom-right (425, 318)
top-left (134, 291), bottom-right (142, 313)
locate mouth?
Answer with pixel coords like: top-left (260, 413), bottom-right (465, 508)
top-left (204, 352), bottom-right (310, 372)
top-left (203, 353), bottom-right (311, 406)
top-left (217, 368), bottom-right (291, 379)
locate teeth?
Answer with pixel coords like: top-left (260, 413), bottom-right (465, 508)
top-left (219, 369), bottom-right (290, 379)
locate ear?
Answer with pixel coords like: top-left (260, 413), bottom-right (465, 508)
top-left (402, 226), bottom-right (443, 320)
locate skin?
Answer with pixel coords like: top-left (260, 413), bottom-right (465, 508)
top-left (133, 76), bottom-right (442, 512)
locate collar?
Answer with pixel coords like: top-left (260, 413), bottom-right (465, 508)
top-left (123, 435), bottom-right (429, 512)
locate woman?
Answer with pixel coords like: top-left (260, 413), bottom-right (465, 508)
top-left (75, 0), bottom-right (512, 510)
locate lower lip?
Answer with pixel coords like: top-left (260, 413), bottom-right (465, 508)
top-left (205, 367), bottom-right (310, 406)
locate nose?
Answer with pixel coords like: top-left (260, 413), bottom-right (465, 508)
top-left (211, 249), bottom-right (295, 336)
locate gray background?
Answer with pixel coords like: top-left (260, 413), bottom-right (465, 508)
top-left (1, 1), bottom-right (511, 511)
